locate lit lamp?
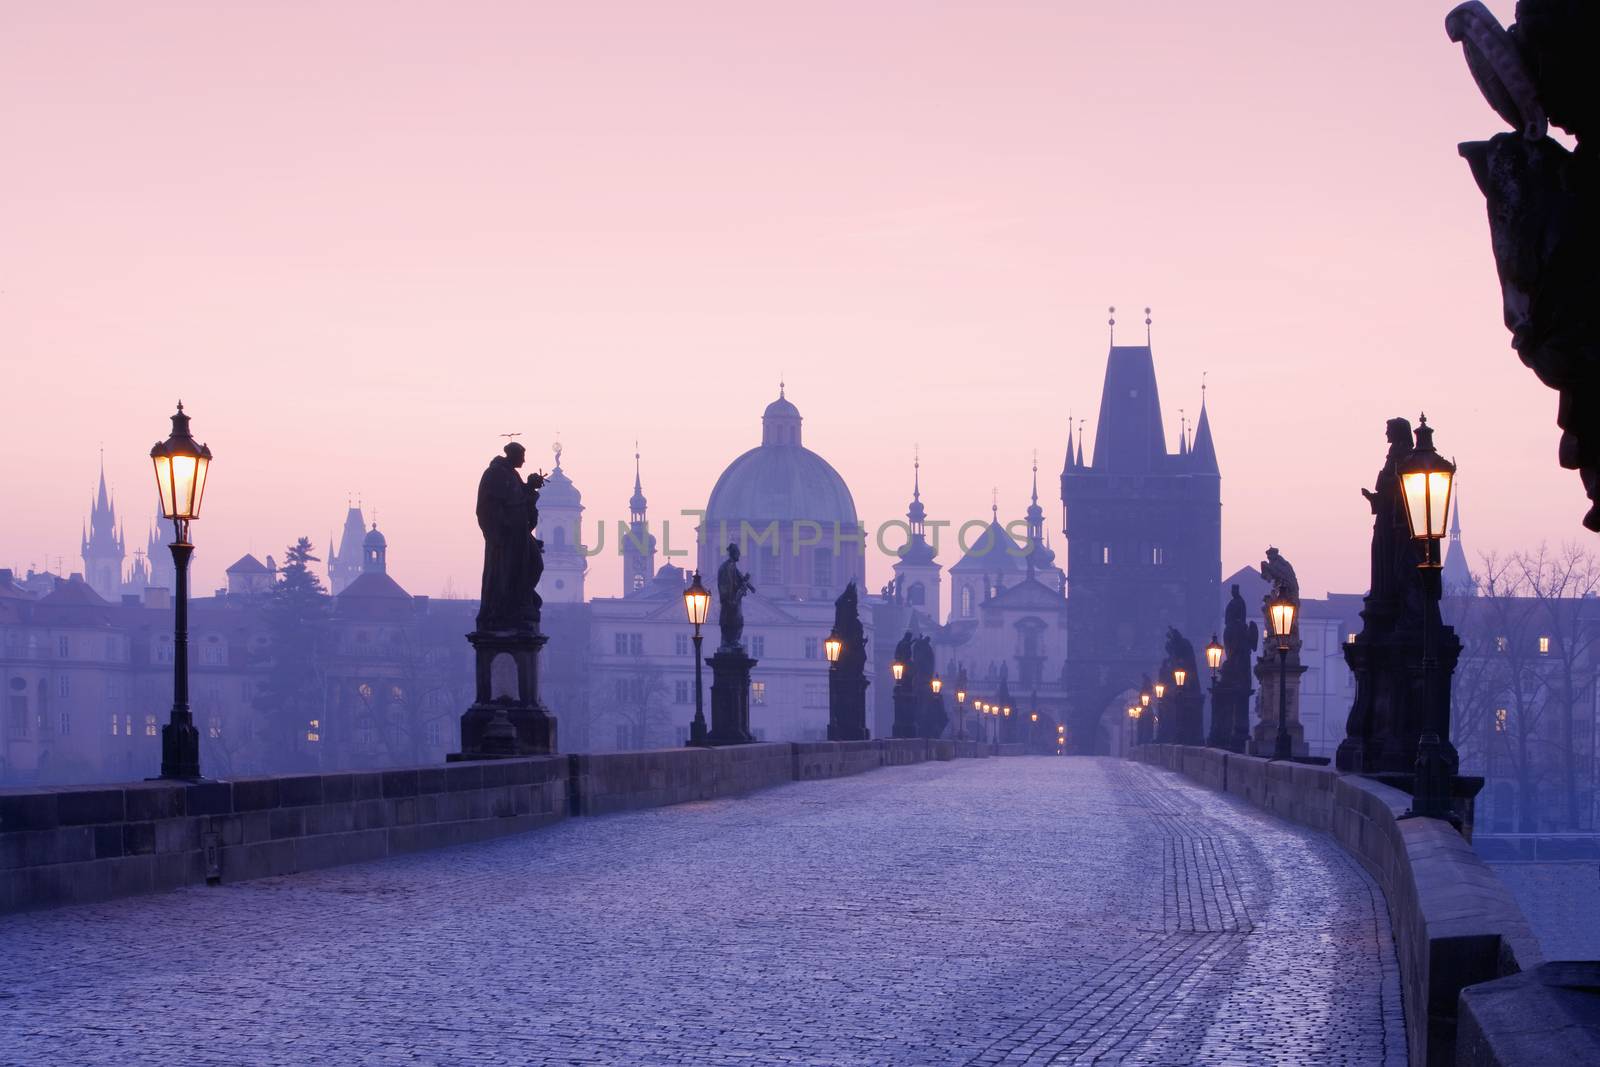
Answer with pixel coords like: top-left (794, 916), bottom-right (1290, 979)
top-left (1206, 635), bottom-right (1224, 681)
top-left (1030, 712), bottom-right (1038, 722)
top-left (683, 571), bottom-right (712, 745)
top-left (150, 402), bottom-right (212, 780)
top-left (892, 660), bottom-right (905, 682)
top-left (954, 667), bottom-right (969, 740)
top-left (1267, 586), bottom-right (1297, 760)
top-left (824, 630), bottom-right (843, 664)
top-left (1397, 414), bottom-right (1458, 821)
top-left (1173, 668), bottom-right (1187, 688)
top-left (1140, 692), bottom-right (1150, 709)
top-left (1153, 681), bottom-right (1165, 700)
top-left (931, 675), bottom-right (943, 695)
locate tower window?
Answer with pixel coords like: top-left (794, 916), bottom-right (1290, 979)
top-left (1494, 708), bottom-right (1508, 733)
top-left (1151, 546), bottom-right (1164, 565)
top-left (1539, 636), bottom-right (1551, 654)
top-left (961, 588), bottom-right (973, 617)
top-left (908, 582), bottom-right (925, 606)
top-left (1102, 546), bottom-right (1111, 565)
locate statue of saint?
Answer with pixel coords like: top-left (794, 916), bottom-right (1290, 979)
top-left (893, 631), bottom-right (914, 676)
top-left (717, 543), bottom-right (756, 651)
top-left (1361, 418), bottom-right (1413, 609)
top-left (832, 581), bottom-right (868, 672)
top-left (476, 442), bottom-right (545, 633)
top-left (1221, 584), bottom-right (1259, 688)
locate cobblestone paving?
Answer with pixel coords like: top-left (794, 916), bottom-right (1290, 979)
top-left (1488, 861), bottom-right (1600, 960)
top-left (0, 758), bottom-right (1405, 1066)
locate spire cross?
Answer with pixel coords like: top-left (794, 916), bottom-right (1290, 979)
top-left (992, 486), bottom-right (999, 521)
top-left (1145, 306), bottom-right (1153, 346)
top-left (912, 445), bottom-right (921, 501)
top-left (1108, 305), bottom-right (1116, 345)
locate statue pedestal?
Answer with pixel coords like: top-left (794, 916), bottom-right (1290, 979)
top-left (449, 630), bottom-right (557, 760)
top-left (1173, 690), bottom-right (1205, 746)
top-left (1252, 646), bottom-right (1307, 758)
top-left (827, 669), bottom-right (870, 742)
top-left (706, 647), bottom-right (756, 746)
top-left (890, 682), bottom-right (918, 739)
top-left (1209, 681), bottom-right (1254, 753)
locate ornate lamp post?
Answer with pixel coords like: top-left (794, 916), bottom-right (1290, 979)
top-left (954, 668), bottom-right (968, 740)
top-left (824, 629), bottom-right (843, 666)
top-left (931, 675), bottom-right (942, 696)
top-left (149, 403), bottom-right (213, 780)
top-left (1206, 636), bottom-right (1224, 683)
top-left (1398, 415), bottom-right (1457, 820)
top-left (1126, 705), bottom-right (1139, 751)
top-left (1268, 590), bottom-right (1297, 760)
top-left (683, 571), bottom-right (713, 745)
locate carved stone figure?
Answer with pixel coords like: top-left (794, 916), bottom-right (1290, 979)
top-left (833, 581), bottom-right (868, 673)
top-left (1222, 585), bottom-right (1259, 690)
top-left (475, 442), bottom-right (545, 633)
top-left (1448, 0), bottom-right (1600, 528)
top-left (716, 543), bottom-right (756, 650)
top-left (912, 635), bottom-right (947, 739)
top-left (893, 630), bottom-right (914, 672)
top-left (1259, 547), bottom-right (1299, 605)
top-left (1361, 418), bottom-right (1416, 612)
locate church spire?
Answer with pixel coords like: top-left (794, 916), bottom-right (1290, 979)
top-left (907, 447), bottom-right (926, 536)
top-left (629, 442), bottom-right (648, 523)
top-left (1190, 382), bottom-right (1219, 474)
top-left (1026, 451), bottom-right (1045, 546)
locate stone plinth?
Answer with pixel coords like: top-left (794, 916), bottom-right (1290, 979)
top-left (1252, 643), bottom-right (1308, 757)
top-left (890, 681), bottom-right (918, 739)
top-left (827, 668), bottom-right (870, 742)
top-left (451, 630), bottom-right (556, 760)
top-left (706, 647), bottom-right (757, 746)
top-left (1209, 681), bottom-right (1253, 753)
top-left (1173, 689), bottom-right (1205, 746)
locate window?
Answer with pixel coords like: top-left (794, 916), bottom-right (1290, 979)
top-left (59, 709), bottom-right (69, 736)
top-left (357, 717), bottom-right (375, 746)
top-left (123, 714), bottom-right (132, 737)
top-left (907, 583), bottom-right (925, 606)
top-left (425, 721), bottom-right (441, 747)
top-left (749, 636), bottom-right (765, 658)
top-left (813, 547), bottom-right (832, 589)
top-left (208, 715), bottom-right (223, 739)
top-left (144, 714), bottom-right (158, 737)
top-left (631, 573), bottom-right (645, 592)
top-left (675, 633), bottom-right (690, 656)
top-left (57, 676), bottom-right (69, 699)
top-left (1495, 636), bottom-right (1508, 653)
top-left (1539, 635), bottom-right (1551, 655)
top-left (58, 636), bottom-right (69, 658)
top-left (1102, 546), bottom-right (1111, 565)
top-left (306, 718), bottom-right (321, 742)
top-left (804, 637), bottom-right (819, 660)
top-left (804, 683), bottom-right (825, 708)
top-left (674, 680), bottom-right (692, 705)
top-left (751, 681), bottom-right (767, 706)
top-left (201, 638), bottom-right (226, 666)
top-left (614, 632), bottom-right (643, 656)
top-left (155, 637), bottom-right (173, 665)
top-left (1346, 633), bottom-right (1356, 645)
top-left (105, 636), bottom-right (116, 659)
top-left (1151, 546), bottom-right (1164, 565)
top-left (1495, 708), bottom-right (1508, 733)
top-left (961, 588), bottom-right (973, 618)
top-left (110, 713), bottom-right (119, 737)
top-left (105, 676), bottom-right (118, 699)
top-left (7, 699), bottom-right (26, 740)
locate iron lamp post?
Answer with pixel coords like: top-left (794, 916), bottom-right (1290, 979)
top-left (1398, 414), bottom-right (1457, 821)
top-left (1268, 590), bottom-right (1296, 760)
top-left (954, 668), bottom-right (968, 740)
top-left (149, 402), bottom-right (212, 780)
top-left (684, 571), bottom-right (712, 745)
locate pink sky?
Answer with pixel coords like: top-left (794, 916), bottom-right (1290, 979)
top-left (0, 1), bottom-right (1565, 601)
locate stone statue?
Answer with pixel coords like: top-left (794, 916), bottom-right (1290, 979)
top-left (1221, 585), bottom-right (1259, 689)
top-left (912, 635), bottom-right (947, 739)
top-left (716, 543), bottom-right (756, 651)
top-left (476, 442), bottom-right (545, 633)
top-left (833, 581), bottom-right (868, 672)
top-left (1448, 1), bottom-right (1600, 528)
top-left (1164, 627), bottom-right (1198, 679)
top-left (893, 630), bottom-right (914, 674)
top-left (1259, 547), bottom-right (1300, 642)
top-left (1361, 418), bottom-right (1415, 610)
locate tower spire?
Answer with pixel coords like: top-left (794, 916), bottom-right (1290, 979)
top-left (1145, 306), bottom-right (1152, 347)
top-left (1108, 305), bottom-right (1116, 346)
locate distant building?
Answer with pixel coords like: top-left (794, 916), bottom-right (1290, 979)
top-left (326, 505), bottom-right (368, 594)
top-left (1061, 336), bottom-right (1221, 752)
top-left (540, 445), bottom-right (588, 605)
top-left (80, 462), bottom-right (125, 602)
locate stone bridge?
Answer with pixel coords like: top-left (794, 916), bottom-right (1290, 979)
top-left (0, 755), bottom-right (1407, 1066)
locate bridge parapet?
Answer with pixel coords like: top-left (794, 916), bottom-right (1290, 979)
top-left (1132, 743), bottom-right (1543, 1067)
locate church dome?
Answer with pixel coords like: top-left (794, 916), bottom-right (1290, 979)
top-left (541, 448), bottom-right (582, 509)
top-left (705, 392), bottom-right (857, 529)
top-left (362, 524), bottom-right (386, 550)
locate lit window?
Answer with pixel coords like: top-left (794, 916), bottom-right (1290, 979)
top-left (306, 718), bottom-right (321, 742)
top-left (110, 714), bottom-right (119, 737)
top-left (1102, 546), bottom-right (1111, 565)
top-left (1346, 633), bottom-right (1356, 645)
top-left (123, 714), bottom-right (132, 736)
top-left (1539, 636), bottom-right (1551, 655)
top-left (358, 683), bottom-right (373, 700)
top-left (144, 714), bottom-right (157, 737)
top-left (1495, 636), bottom-right (1508, 653)
top-left (1494, 708), bottom-right (1508, 733)
top-left (1151, 546), bottom-right (1164, 565)
top-left (751, 681), bottom-right (767, 706)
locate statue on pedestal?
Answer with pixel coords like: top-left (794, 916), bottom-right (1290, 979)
top-left (913, 635), bottom-right (946, 739)
top-left (1216, 585), bottom-right (1259, 752)
top-left (1254, 546), bottom-right (1307, 757)
top-left (827, 581), bottom-right (870, 741)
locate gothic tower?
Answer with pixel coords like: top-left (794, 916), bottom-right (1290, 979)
top-left (327, 503), bottom-right (367, 594)
top-left (1061, 321), bottom-right (1221, 752)
top-left (81, 460), bottom-right (125, 601)
top-left (539, 443), bottom-right (588, 604)
top-left (362, 523), bottom-right (387, 575)
top-left (622, 447), bottom-right (657, 595)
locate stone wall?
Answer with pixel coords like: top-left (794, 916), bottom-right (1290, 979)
top-left (0, 756), bottom-right (568, 914)
top-left (1132, 744), bottom-right (1543, 1067)
top-left (3, 739), bottom-right (995, 915)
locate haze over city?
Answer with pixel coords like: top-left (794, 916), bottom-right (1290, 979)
top-left (0, 0), bottom-right (1564, 599)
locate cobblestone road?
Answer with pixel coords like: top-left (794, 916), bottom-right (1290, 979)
top-left (0, 758), bottom-right (1405, 1066)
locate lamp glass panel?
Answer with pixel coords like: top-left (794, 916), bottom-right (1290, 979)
top-left (1270, 601), bottom-right (1296, 637)
top-left (1154, 683), bottom-right (1165, 698)
top-left (1206, 644), bottom-right (1223, 669)
top-left (891, 662), bottom-right (904, 680)
top-left (171, 454), bottom-right (198, 518)
top-left (684, 587), bottom-right (711, 626)
top-left (1174, 669), bottom-right (1187, 687)
top-left (1401, 471), bottom-right (1429, 540)
top-left (190, 454), bottom-right (210, 519)
top-left (824, 635), bottom-right (842, 662)
top-left (1429, 471), bottom-right (1453, 538)
top-left (152, 454), bottom-right (176, 519)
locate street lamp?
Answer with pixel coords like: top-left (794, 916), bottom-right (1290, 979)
top-left (824, 629), bottom-right (842, 664)
top-left (683, 570), bottom-right (712, 745)
top-left (892, 660), bottom-right (905, 682)
top-left (1267, 587), bottom-right (1296, 760)
top-left (1153, 681), bottom-right (1165, 701)
top-left (1206, 635), bottom-right (1224, 682)
top-left (930, 675), bottom-right (942, 695)
top-left (1173, 668), bottom-right (1187, 688)
top-left (1398, 414), bottom-right (1457, 821)
top-left (150, 402), bottom-right (212, 780)
top-left (955, 667), bottom-right (968, 740)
